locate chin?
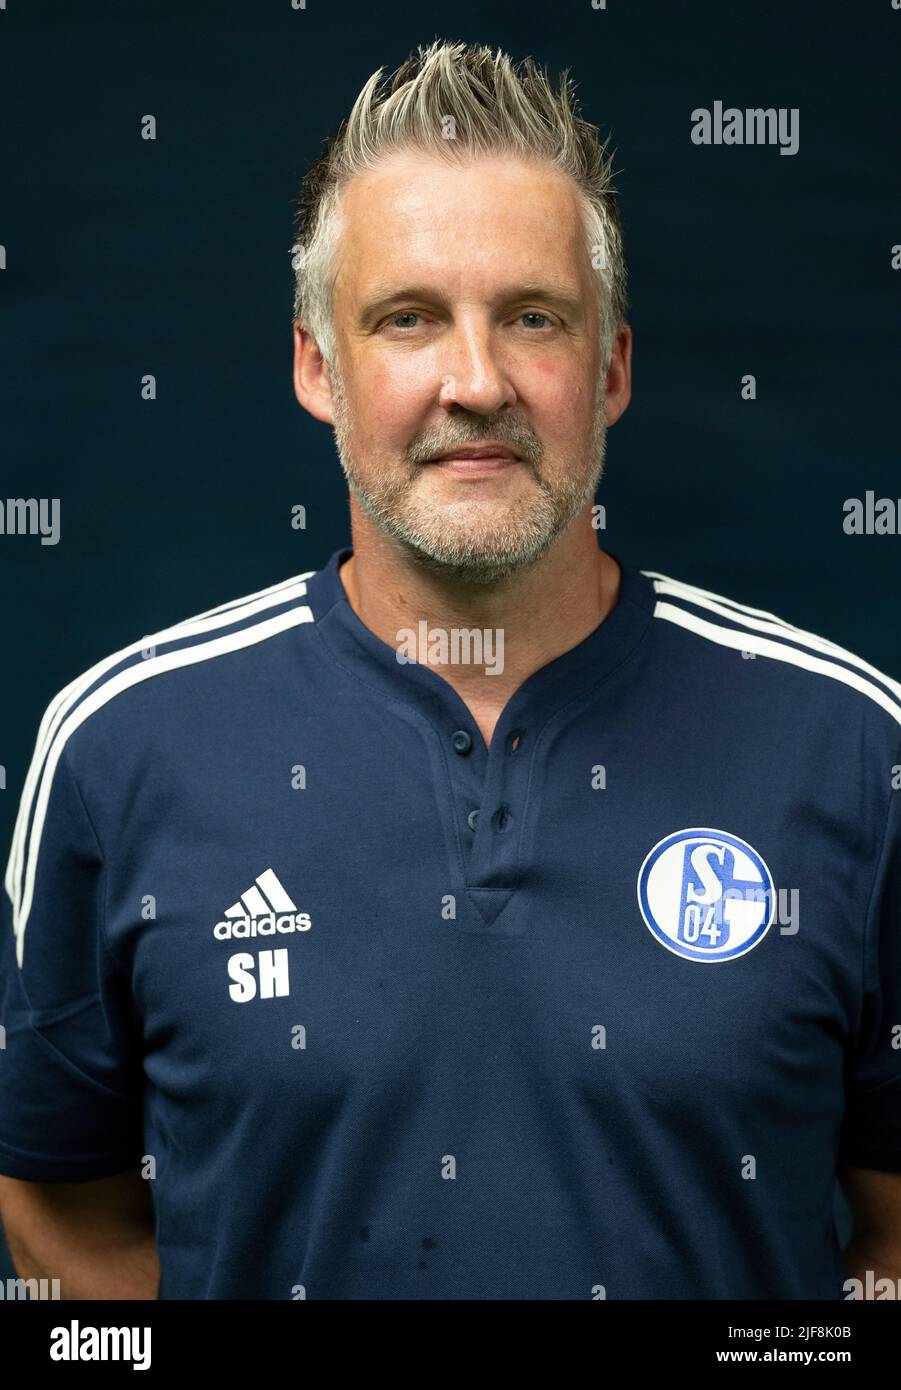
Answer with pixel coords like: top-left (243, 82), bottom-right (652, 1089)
top-left (398, 522), bottom-right (559, 585)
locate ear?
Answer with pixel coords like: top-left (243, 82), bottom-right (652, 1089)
top-left (603, 323), bottom-right (632, 428)
top-left (292, 322), bottom-right (336, 425)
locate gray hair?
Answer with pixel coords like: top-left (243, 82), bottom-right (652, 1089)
top-left (290, 40), bottom-right (629, 376)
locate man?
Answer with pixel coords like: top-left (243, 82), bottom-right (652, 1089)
top-left (1, 41), bottom-right (900, 1301)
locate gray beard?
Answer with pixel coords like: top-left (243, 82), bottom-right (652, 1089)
top-left (329, 365), bottom-right (607, 585)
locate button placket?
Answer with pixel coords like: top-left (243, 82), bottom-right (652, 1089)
top-left (462, 714), bottom-right (531, 890)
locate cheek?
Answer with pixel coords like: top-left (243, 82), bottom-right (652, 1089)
top-left (361, 360), bottom-right (432, 443)
top-left (530, 360), bottom-right (592, 429)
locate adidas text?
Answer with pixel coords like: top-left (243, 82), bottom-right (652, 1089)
top-left (214, 912), bottom-right (311, 940)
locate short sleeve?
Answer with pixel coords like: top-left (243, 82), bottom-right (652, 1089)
top-left (0, 735), bottom-right (144, 1182)
top-left (838, 759), bottom-right (901, 1172)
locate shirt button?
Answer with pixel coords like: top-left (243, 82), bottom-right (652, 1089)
top-left (452, 729), bottom-right (473, 755)
top-left (467, 809), bottom-right (480, 830)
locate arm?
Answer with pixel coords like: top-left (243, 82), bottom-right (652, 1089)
top-left (0, 735), bottom-right (151, 1293)
top-left (839, 1164), bottom-right (901, 1287)
top-left (0, 1168), bottom-right (159, 1299)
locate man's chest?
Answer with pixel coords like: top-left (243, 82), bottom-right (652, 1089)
top-left (103, 729), bottom-right (863, 1138)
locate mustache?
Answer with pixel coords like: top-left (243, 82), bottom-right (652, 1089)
top-left (405, 418), bottom-right (543, 469)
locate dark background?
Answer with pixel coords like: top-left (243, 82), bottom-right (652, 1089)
top-left (1, 0), bottom-right (899, 1287)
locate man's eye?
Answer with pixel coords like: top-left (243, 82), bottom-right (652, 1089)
top-left (389, 311), bottom-right (420, 329)
top-left (519, 312), bottom-right (552, 330)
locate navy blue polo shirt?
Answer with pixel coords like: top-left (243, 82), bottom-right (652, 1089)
top-left (2, 546), bottom-right (900, 1300)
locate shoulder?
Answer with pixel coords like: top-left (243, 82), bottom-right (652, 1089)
top-left (55, 566), bottom-right (319, 748)
top-left (637, 566), bottom-right (901, 744)
top-left (75, 565), bottom-right (317, 725)
top-left (4, 568), bottom-right (320, 917)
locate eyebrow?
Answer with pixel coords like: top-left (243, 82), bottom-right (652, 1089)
top-left (357, 279), bottom-right (585, 327)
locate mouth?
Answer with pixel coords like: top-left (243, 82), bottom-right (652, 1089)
top-left (424, 444), bottom-right (523, 476)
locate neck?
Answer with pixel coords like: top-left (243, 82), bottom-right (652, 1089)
top-left (337, 504), bottom-right (621, 746)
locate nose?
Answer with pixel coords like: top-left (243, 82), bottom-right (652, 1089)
top-left (437, 317), bottom-right (517, 415)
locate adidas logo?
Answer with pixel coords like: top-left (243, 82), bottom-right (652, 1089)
top-left (213, 868), bottom-right (312, 940)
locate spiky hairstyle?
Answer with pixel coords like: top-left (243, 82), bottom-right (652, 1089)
top-left (291, 40), bottom-right (628, 372)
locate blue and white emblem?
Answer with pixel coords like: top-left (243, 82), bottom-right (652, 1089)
top-left (637, 828), bottom-right (775, 963)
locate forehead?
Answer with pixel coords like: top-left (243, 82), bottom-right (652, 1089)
top-left (334, 150), bottom-right (588, 291)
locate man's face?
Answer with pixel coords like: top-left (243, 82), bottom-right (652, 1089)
top-left (324, 150), bottom-right (613, 583)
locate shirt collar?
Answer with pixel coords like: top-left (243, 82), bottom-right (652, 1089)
top-left (304, 544), bottom-right (654, 726)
